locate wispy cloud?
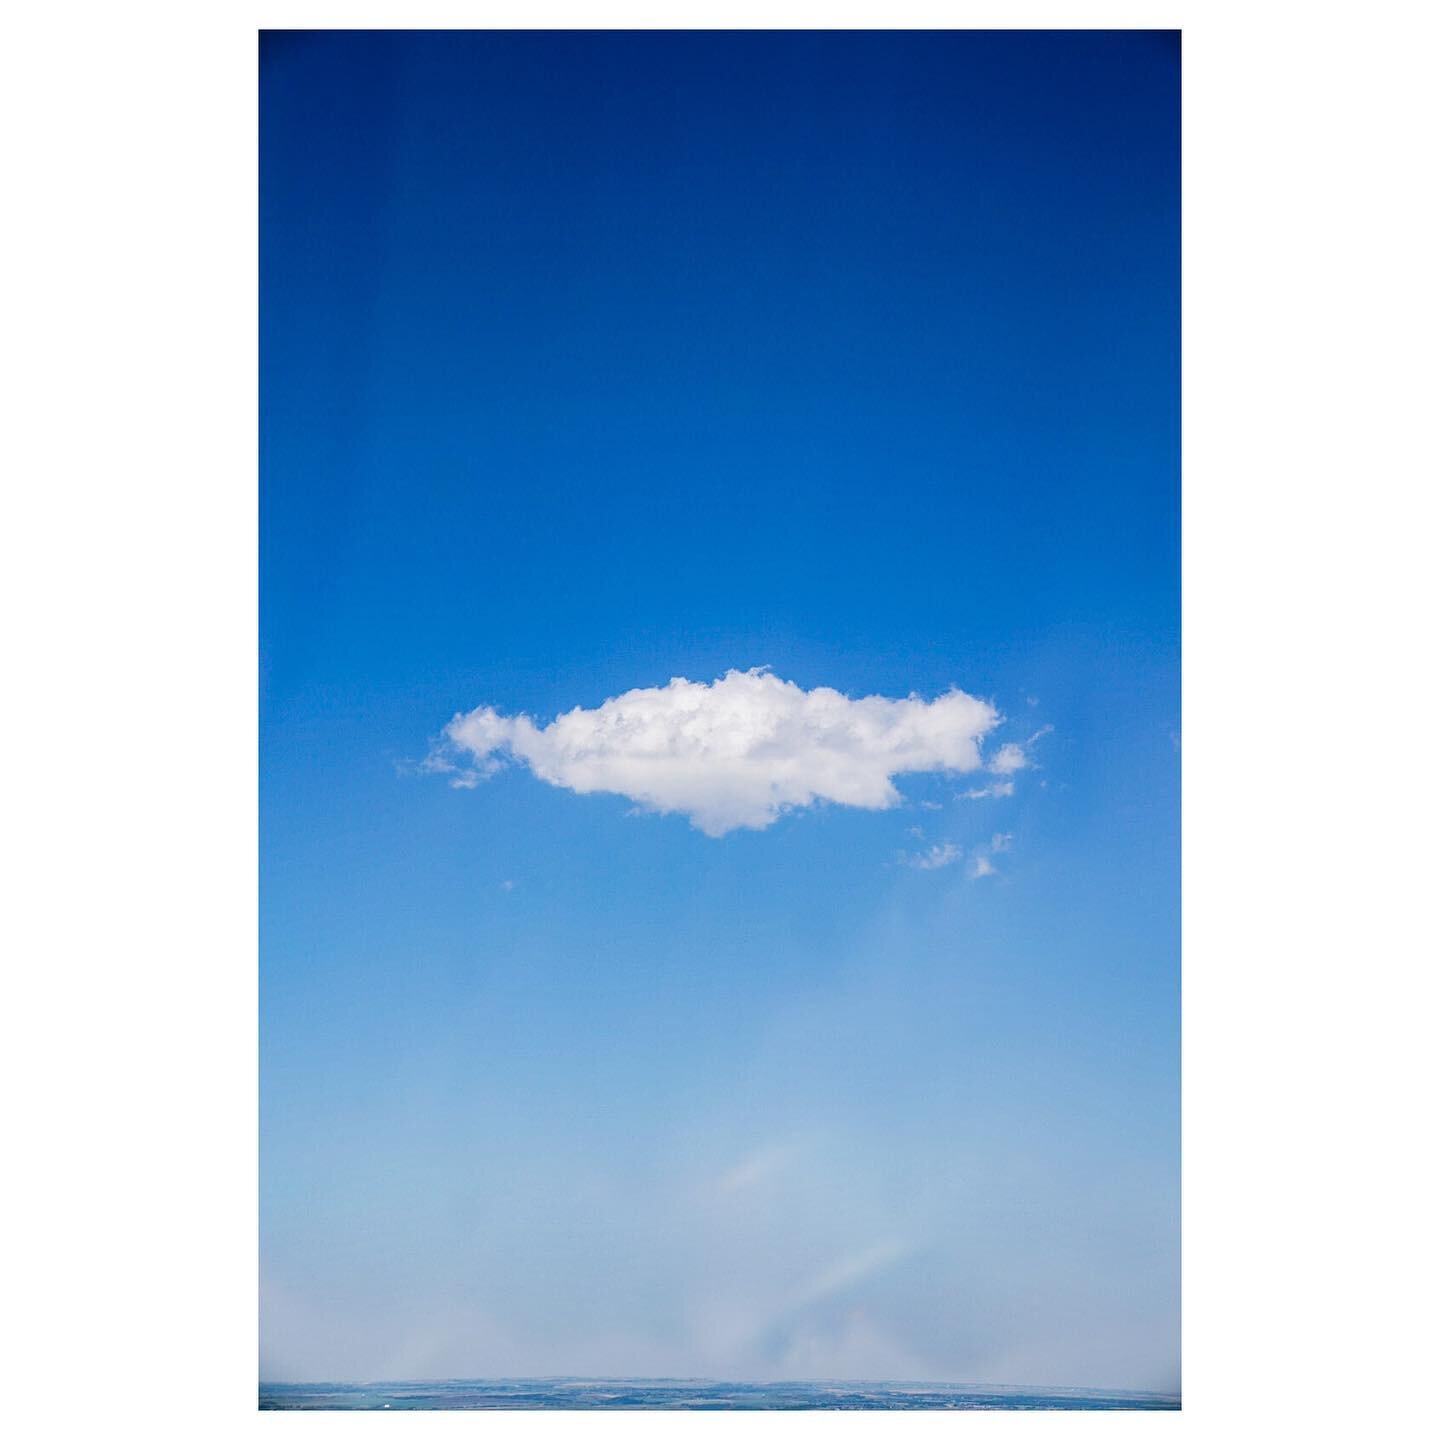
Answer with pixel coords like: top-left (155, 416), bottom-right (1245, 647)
top-left (969, 832), bottom-right (1013, 879)
top-left (417, 748), bottom-right (496, 790)
top-left (716, 1143), bottom-right (798, 1196)
top-left (989, 723), bottom-right (1051, 772)
top-left (794, 1238), bottom-right (911, 1308)
top-left (951, 721), bottom-right (1054, 799)
top-left (962, 780), bottom-right (1015, 800)
top-left (980, 723), bottom-right (1054, 779)
top-left (431, 668), bottom-right (1001, 836)
top-left (902, 831), bottom-right (1013, 876)
top-left (988, 743), bottom-right (1029, 775)
top-left (901, 841), bottom-right (964, 870)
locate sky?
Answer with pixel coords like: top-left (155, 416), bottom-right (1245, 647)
top-left (260, 30), bottom-right (1180, 1392)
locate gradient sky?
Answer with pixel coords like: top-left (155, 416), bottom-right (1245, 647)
top-left (260, 30), bottom-right (1179, 1392)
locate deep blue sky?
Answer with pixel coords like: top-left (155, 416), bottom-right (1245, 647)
top-left (261, 30), bottom-right (1179, 1391)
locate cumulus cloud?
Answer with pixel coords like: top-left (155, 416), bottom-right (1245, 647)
top-left (433, 668), bottom-right (1000, 836)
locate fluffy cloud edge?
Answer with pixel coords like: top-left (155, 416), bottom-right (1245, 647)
top-left (429, 667), bottom-right (1016, 836)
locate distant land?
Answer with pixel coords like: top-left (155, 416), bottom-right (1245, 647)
top-left (259, 1378), bottom-right (1181, 1411)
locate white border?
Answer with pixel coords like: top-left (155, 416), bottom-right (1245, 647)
top-left (6, 2), bottom-right (1435, 1435)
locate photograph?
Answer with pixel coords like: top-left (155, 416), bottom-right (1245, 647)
top-left (259, 28), bottom-right (1180, 1411)
top-left (14, 6), bottom-right (1434, 1436)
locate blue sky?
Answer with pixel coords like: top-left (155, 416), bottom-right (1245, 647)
top-left (261, 30), bottom-right (1179, 1391)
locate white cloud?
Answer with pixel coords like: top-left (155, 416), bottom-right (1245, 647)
top-left (988, 743), bottom-right (1029, 775)
top-left (418, 747), bottom-right (495, 790)
top-left (901, 841), bottom-right (963, 870)
top-left (436, 668), bottom-right (1000, 837)
top-left (985, 723), bottom-right (1054, 777)
top-left (903, 831), bottom-right (1011, 874)
top-left (968, 831), bottom-right (1013, 879)
top-left (962, 780), bottom-right (1015, 800)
